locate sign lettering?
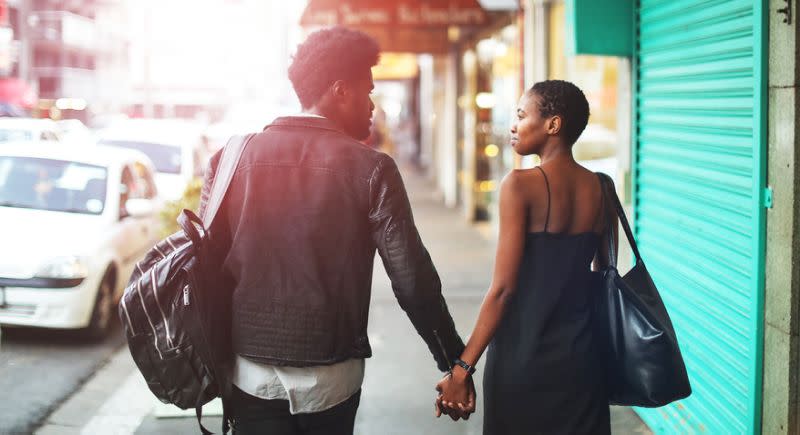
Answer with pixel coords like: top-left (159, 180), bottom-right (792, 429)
top-left (301, 1), bottom-right (488, 27)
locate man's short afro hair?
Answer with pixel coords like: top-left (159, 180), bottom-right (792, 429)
top-left (289, 26), bottom-right (380, 109)
top-left (528, 80), bottom-right (590, 146)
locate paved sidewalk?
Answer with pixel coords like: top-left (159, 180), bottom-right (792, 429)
top-left (36, 168), bottom-right (651, 435)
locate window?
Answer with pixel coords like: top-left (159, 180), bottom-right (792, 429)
top-left (100, 140), bottom-right (182, 174)
top-left (0, 157), bottom-right (107, 214)
top-left (38, 77), bottom-right (58, 96)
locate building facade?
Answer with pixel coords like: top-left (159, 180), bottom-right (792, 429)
top-left (4, 0), bottom-right (128, 120)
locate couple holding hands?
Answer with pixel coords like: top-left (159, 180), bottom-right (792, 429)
top-left (214, 26), bottom-right (612, 435)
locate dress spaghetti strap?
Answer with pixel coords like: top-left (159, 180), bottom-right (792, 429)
top-left (594, 174), bottom-right (607, 233)
top-left (536, 166), bottom-right (551, 232)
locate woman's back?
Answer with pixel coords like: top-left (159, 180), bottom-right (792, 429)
top-left (519, 162), bottom-right (606, 235)
top-left (483, 163), bottom-right (610, 435)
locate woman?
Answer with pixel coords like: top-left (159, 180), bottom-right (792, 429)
top-left (436, 80), bottom-right (618, 434)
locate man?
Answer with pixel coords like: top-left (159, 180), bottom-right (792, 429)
top-left (199, 27), bottom-right (469, 435)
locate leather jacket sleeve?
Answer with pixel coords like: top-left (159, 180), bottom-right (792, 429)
top-left (368, 156), bottom-right (465, 372)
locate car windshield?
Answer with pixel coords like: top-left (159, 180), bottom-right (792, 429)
top-left (0, 129), bottom-right (33, 142)
top-left (0, 156), bottom-right (107, 214)
top-left (99, 140), bottom-right (181, 174)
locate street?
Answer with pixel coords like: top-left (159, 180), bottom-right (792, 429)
top-left (0, 324), bottom-right (124, 434)
top-left (17, 169), bottom-right (651, 435)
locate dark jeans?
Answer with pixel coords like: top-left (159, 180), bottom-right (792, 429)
top-left (230, 386), bottom-right (361, 435)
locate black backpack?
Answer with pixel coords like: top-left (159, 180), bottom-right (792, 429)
top-left (119, 134), bottom-right (253, 434)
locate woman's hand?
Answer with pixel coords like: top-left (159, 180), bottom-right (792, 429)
top-left (434, 369), bottom-right (475, 420)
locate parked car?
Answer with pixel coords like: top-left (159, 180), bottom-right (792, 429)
top-left (96, 119), bottom-right (208, 200)
top-left (0, 142), bottom-right (163, 337)
top-left (56, 119), bottom-right (96, 145)
top-left (0, 118), bottom-right (62, 143)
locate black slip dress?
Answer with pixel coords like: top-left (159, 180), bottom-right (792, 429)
top-left (483, 167), bottom-right (610, 435)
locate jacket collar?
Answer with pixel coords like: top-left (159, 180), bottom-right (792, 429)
top-left (268, 115), bottom-right (347, 135)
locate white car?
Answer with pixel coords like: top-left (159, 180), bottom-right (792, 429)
top-left (56, 119), bottom-right (96, 145)
top-left (0, 118), bottom-right (62, 143)
top-left (0, 142), bottom-right (163, 337)
top-left (96, 119), bottom-right (208, 200)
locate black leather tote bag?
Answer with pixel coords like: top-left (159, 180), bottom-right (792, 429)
top-left (596, 173), bottom-right (691, 407)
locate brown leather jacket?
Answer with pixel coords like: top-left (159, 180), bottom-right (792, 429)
top-left (199, 116), bottom-right (464, 371)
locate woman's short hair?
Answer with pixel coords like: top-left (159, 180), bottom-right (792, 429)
top-left (288, 26), bottom-right (380, 109)
top-left (528, 80), bottom-right (590, 145)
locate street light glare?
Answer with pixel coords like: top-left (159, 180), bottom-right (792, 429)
top-left (475, 92), bottom-right (496, 109)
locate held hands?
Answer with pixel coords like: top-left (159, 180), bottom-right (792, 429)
top-left (434, 367), bottom-right (476, 421)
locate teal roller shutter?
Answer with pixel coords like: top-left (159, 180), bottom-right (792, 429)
top-left (632, 0), bottom-right (767, 433)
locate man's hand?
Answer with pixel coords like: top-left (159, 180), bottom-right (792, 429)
top-left (434, 369), bottom-right (476, 421)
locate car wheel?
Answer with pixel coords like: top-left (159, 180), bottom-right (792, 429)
top-left (83, 273), bottom-right (115, 340)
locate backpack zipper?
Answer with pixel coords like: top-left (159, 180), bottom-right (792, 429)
top-left (183, 285), bottom-right (190, 306)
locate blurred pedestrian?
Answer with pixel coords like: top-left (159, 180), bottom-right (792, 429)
top-left (199, 26), bottom-right (467, 435)
top-left (435, 80), bottom-right (616, 434)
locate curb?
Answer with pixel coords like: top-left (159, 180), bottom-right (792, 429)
top-left (35, 347), bottom-right (153, 435)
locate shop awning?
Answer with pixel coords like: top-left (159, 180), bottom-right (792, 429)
top-left (300, 0), bottom-right (489, 53)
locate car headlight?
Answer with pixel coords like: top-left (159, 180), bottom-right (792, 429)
top-left (35, 256), bottom-right (90, 280)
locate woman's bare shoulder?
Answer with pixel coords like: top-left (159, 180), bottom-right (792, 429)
top-left (500, 168), bottom-right (547, 205)
top-left (504, 168), bottom-right (543, 183)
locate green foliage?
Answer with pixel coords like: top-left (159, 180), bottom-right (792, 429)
top-left (158, 177), bottom-right (203, 238)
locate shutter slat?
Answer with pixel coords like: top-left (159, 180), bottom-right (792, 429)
top-left (641, 96), bottom-right (753, 111)
top-left (641, 140), bottom-right (752, 172)
top-left (639, 127), bottom-right (753, 150)
top-left (640, 14), bottom-right (751, 50)
top-left (640, 0), bottom-right (751, 33)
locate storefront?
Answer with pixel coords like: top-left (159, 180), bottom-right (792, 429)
top-left (457, 15), bottom-right (521, 222)
top-left (461, 1), bottom-right (620, 225)
top-left (369, 53), bottom-right (422, 159)
top-left (566, 1), bottom-right (769, 433)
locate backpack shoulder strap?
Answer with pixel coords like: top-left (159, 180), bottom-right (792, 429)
top-left (202, 133), bottom-right (255, 227)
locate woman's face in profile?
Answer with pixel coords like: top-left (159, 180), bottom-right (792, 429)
top-left (510, 92), bottom-right (549, 155)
